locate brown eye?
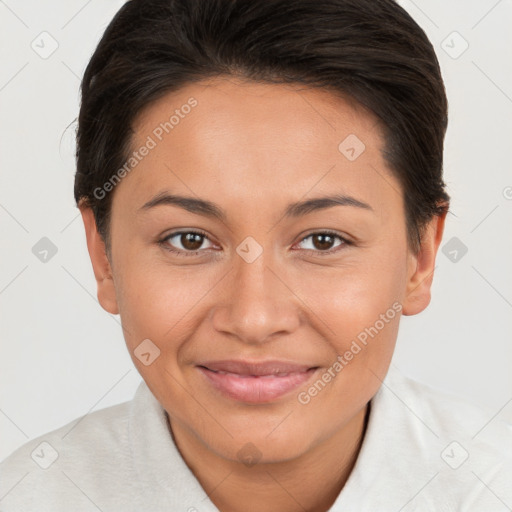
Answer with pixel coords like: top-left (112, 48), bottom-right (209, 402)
top-left (162, 231), bottom-right (214, 255)
top-left (297, 232), bottom-right (347, 254)
top-left (311, 233), bottom-right (335, 250)
top-left (180, 232), bottom-right (204, 250)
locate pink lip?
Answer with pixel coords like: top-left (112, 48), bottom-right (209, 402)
top-left (197, 360), bottom-right (318, 403)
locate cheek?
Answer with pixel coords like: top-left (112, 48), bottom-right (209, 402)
top-left (114, 255), bottom-right (217, 349)
top-left (294, 249), bottom-right (407, 356)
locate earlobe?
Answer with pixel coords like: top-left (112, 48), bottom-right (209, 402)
top-left (79, 203), bottom-right (119, 315)
top-left (402, 210), bottom-right (448, 316)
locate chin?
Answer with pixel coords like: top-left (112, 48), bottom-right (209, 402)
top-left (211, 427), bottom-right (318, 466)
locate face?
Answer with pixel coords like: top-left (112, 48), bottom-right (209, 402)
top-left (82, 76), bottom-right (445, 464)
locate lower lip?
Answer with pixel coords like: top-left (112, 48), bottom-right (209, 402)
top-left (197, 366), bottom-right (318, 403)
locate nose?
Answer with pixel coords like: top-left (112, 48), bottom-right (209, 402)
top-left (211, 251), bottom-right (301, 345)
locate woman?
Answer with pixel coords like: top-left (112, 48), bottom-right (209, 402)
top-left (1, 0), bottom-right (510, 510)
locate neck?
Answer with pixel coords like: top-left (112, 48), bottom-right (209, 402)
top-left (167, 403), bottom-right (370, 512)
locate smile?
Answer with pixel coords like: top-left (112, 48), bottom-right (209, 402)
top-left (196, 360), bottom-right (319, 403)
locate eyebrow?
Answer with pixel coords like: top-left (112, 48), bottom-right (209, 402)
top-left (139, 191), bottom-right (373, 221)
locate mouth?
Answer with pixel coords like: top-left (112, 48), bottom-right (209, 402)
top-left (196, 360), bottom-right (319, 403)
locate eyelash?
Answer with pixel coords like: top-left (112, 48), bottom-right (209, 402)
top-left (158, 229), bottom-right (214, 258)
top-left (158, 229), bottom-right (352, 258)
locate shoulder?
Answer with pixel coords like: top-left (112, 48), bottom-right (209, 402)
top-left (0, 391), bottom-right (138, 511)
top-left (0, 380), bottom-right (213, 511)
top-left (336, 366), bottom-right (512, 511)
top-left (389, 368), bottom-right (512, 510)
top-left (383, 365), bottom-right (512, 453)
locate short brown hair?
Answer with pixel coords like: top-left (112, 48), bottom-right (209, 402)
top-left (74, 0), bottom-right (450, 254)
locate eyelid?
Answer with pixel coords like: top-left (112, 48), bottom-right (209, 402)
top-left (159, 229), bottom-right (216, 256)
top-left (293, 230), bottom-right (351, 255)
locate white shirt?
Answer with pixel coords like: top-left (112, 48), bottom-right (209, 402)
top-left (1, 365), bottom-right (511, 511)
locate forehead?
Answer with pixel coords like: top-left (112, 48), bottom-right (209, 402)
top-left (132, 75), bottom-right (383, 160)
top-left (114, 76), bottom-right (401, 219)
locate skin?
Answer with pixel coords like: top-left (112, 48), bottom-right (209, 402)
top-left (80, 76), bottom-right (446, 512)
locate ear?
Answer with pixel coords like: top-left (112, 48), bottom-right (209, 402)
top-left (79, 203), bottom-right (119, 315)
top-left (402, 208), bottom-right (448, 316)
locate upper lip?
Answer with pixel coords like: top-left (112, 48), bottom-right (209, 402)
top-left (198, 360), bottom-right (317, 376)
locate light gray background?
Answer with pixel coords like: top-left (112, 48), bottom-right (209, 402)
top-left (1, 0), bottom-right (511, 462)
